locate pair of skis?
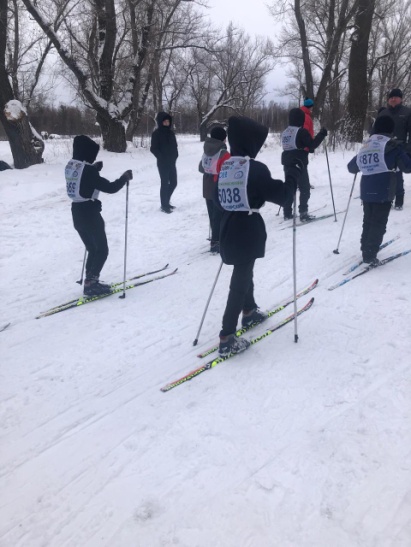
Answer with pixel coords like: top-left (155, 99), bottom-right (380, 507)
top-left (37, 264), bottom-right (177, 318)
top-left (160, 279), bottom-right (318, 392)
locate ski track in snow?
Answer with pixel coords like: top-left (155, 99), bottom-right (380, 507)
top-left (1, 136), bottom-right (411, 547)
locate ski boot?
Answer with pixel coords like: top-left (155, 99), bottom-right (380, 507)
top-left (300, 212), bottom-right (316, 222)
top-left (210, 241), bottom-right (220, 254)
top-left (84, 279), bottom-right (112, 297)
top-left (241, 307), bottom-right (268, 328)
top-left (218, 334), bottom-right (250, 357)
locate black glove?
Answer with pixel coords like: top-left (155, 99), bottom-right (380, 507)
top-left (93, 161), bottom-right (103, 171)
top-left (121, 169), bottom-right (133, 182)
top-left (320, 127), bottom-right (328, 137)
top-left (94, 199), bottom-right (102, 212)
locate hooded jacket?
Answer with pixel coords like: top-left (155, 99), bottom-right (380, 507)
top-left (66, 135), bottom-right (127, 207)
top-left (347, 134), bottom-right (411, 202)
top-left (150, 112), bottom-right (178, 164)
top-left (281, 108), bottom-right (326, 166)
top-left (216, 116), bottom-right (294, 265)
top-left (198, 137), bottom-right (230, 199)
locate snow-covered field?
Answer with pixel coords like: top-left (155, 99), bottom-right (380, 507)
top-left (1, 134), bottom-right (410, 547)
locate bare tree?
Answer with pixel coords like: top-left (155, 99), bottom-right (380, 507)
top-left (0, 0), bottom-right (44, 168)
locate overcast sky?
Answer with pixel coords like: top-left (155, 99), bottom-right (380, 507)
top-left (205, 0), bottom-right (289, 103)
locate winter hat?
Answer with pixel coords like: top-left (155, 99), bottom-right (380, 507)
top-left (303, 98), bottom-right (314, 107)
top-left (73, 135), bottom-right (100, 163)
top-left (227, 116), bottom-right (268, 159)
top-left (388, 88), bottom-right (403, 99)
top-left (210, 126), bottom-right (227, 141)
top-left (373, 115), bottom-right (395, 135)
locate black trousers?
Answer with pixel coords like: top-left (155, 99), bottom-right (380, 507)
top-left (72, 202), bottom-right (108, 280)
top-left (158, 162), bottom-right (177, 208)
top-left (206, 198), bottom-right (223, 242)
top-left (221, 260), bottom-right (257, 337)
top-left (395, 172), bottom-right (404, 207)
top-left (283, 164), bottom-right (311, 216)
top-left (361, 201), bottom-right (391, 260)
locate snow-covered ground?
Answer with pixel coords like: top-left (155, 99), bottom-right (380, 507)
top-left (1, 134), bottom-right (410, 547)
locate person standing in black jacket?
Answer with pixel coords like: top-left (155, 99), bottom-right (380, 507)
top-left (65, 135), bottom-right (132, 296)
top-left (281, 108), bottom-right (327, 221)
top-left (215, 116), bottom-right (301, 357)
top-left (377, 88), bottom-right (411, 210)
top-left (150, 112), bottom-right (178, 214)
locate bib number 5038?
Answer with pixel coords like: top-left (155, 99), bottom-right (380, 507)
top-left (219, 187), bottom-right (241, 204)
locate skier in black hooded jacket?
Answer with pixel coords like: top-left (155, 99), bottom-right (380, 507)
top-left (65, 135), bottom-right (132, 296)
top-left (215, 116), bottom-right (301, 357)
top-left (150, 112), bottom-right (178, 213)
top-left (281, 108), bottom-right (327, 221)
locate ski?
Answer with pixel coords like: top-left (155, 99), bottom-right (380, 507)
top-left (342, 237), bottom-right (399, 275)
top-left (328, 249), bottom-right (411, 291)
top-left (0, 322), bottom-right (11, 333)
top-left (37, 268), bottom-right (178, 318)
top-left (278, 204), bottom-right (327, 224)
top-left (161, 297), bottom-right (314, 393)
top-left (197, 278), bottom-right (319, 359)
top-left (280, 211), bottom-right (345, 230)
top-left (40, 264), bottom-right (170, 314)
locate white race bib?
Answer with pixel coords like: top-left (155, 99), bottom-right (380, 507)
top-left (281, 126), bottom-right (299, 151)
top-left (201, 151), bottom-right (221, 175)
top-left (356, 136), bottom-right (391, 175)
top-left (65, 160), bottom-right (99, 202)
top-left (218, 157), bottom-right (251, 212)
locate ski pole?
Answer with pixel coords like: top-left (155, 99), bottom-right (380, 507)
top-left (292, 192), bottom-right (298, 343)
top-left (193, 260), bottom-right (223, 346)
top-left (276, 205), bottom-right (281, 216)
top-left (333, 173), bottom-right (357, 254)
top-left (324, 143), bottom-right (337, 222)
top-left (119, 180), bottom-right (130, 299)
top-left (76, 248), bottom-right (87, 284)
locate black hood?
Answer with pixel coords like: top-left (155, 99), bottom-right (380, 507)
top-left (203, 136), bottom-right (227, 156)
top-left (156, 111), bottom-right (173, 127)
top-left (73, 135), bottom-right (99, 163)
top-left (227, 116), bottom-right (268, 158)
top-left (288, 108), bottom-right (305, 127)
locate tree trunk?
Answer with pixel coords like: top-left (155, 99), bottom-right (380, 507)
top-left (97, 113), bottom-right (127, 152)
top-left (0, 0), bottom-right (44, 168)
top-left (345, 0), bottom-right (376, 142)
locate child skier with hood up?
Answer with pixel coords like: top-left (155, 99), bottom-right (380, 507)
top-left (65, 135), bottom-right (132, 296)
top-left (281, 108), bottom-right (327, 221)
top-left (347, 115), bottom-right (411, 265)
top-left (216, 116), bottom-right (301, 357)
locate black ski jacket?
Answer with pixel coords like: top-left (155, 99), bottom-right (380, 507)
top-left (281, 108), bottom-right (327, 167)
top-left (216, 116), bottom-right (296, 265)
top-left (150, 112), bottom-right (178, 165)
top-left (377, 104), bottom-right (411, 151)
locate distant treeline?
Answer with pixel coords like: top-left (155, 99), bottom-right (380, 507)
top-left (0, 102), bottom-right (294, 141)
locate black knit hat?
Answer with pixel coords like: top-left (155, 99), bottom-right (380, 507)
top-left (210, 126), bottom-right (227, 141)
top-left (388, 88), bottom-right (403, 99)
top-left (373, 115), bottom-right (395, 135)
top-left (73, 135), bottom-right (99, 163)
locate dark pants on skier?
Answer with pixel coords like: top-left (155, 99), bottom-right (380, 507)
top-left (206, 198), bottom-right (223, 243)
top-left (72, 201), bottom-right (108, 281)
top-left (283, 164), bottom-right (311, 217)
top-left (158, 161), bottom-right (177, 209)
top-left (220, 260), bottom-right (257, 336)
top-left (394, 171), bottom-right (404, 207)
top-left (361, 202), bottom-right (391, 262)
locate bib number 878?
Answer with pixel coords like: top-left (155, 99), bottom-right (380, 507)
top-left (359, 152), bottom-right (379, 165)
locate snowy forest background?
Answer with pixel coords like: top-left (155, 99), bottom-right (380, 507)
top-left (1, 0), bottom-right (411, 167)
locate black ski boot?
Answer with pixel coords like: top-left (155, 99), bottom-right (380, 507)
top-left (84, 279), bottom-right (112, 297)
top-left (218, 334), bottom-right (250, 357)
top-left (241, 308), bottom-right (268, 328)
top-left (300, 212), bottom-right (316, 222)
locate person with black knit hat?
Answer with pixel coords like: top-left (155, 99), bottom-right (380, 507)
top-left (281, 108), bottom-right (327, 221)
top-left (65, 135), bottom-right (133, 296)
top-left (376, 88), bottom-right (411, 209)
top-left (347, 115), bottom-right (411, 266)
top-left (150, 112), bottom-right (178, 213)
top-left (199, 125), bottom-right (230, 253)
top-left (215, 115), bottom-right (301, 357)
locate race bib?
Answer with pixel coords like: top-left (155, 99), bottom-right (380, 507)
top-left (281, 126), bottom-right (299, 151)
top-left (356, 136), bottom-right (390, 175)
top-left (218, 157), bottom-right (251, 212)
top-left (201, 151), bottom-right (220, 175)
top-left (65, 160), bottom-right (99, 202)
